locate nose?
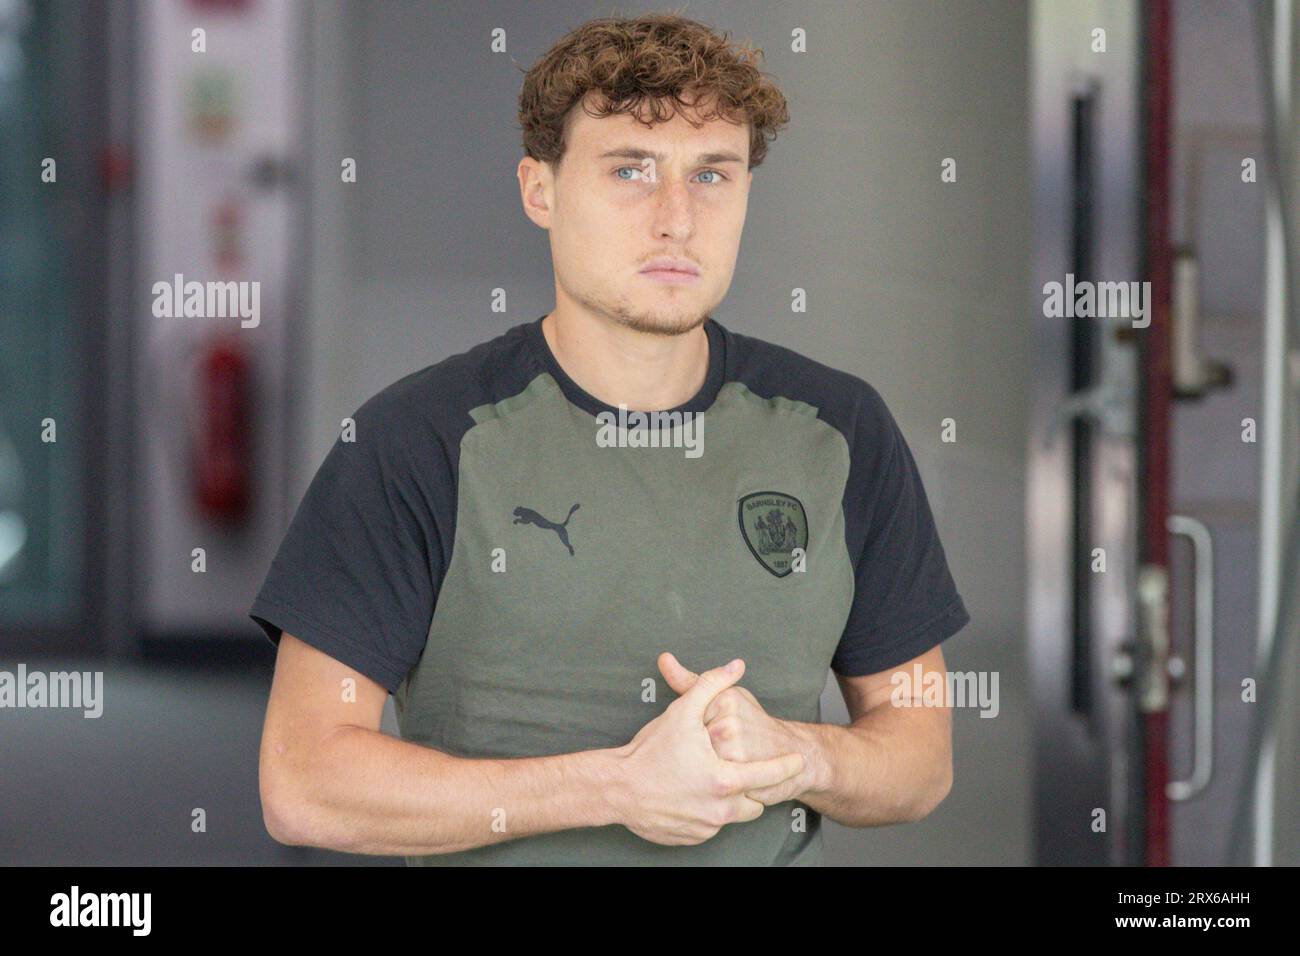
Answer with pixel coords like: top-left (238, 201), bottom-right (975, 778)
top-left (649, 176), bottom-right (694, 243)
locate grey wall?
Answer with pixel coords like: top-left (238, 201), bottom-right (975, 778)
top-left (301, 0), bottom-right (1032, 865)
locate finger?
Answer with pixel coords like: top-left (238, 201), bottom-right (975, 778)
top-left (702, 688), bottom-right (737, 725)
top-left (708, 685), bottom-right (760, 724)
top-left (677, 658), bottom-right (746, 722)
top-left (744, 777), bottom-right (802, 806)
top-left (728, 750), bottom-right (805, 792)
top-left (657, 652), bottom-right (698, 697)
top-left (732, 793), bottom-right (766, 824)
top-left (709, 725), bottom-right (744, 762)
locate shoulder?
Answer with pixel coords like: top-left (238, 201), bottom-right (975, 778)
top-left (721, 323), bottom-right (898, 452)
top-left (348, 321), bottom-right (541, 450)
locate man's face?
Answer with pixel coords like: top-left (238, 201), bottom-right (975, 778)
top-left (520, 93), bottom-right (754, 336)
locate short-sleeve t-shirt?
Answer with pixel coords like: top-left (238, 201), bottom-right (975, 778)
top-left (249, 315), bottom-right (970, 866)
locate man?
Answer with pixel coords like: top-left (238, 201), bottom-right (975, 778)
top-left (252, 12), bottom-right (970, 865)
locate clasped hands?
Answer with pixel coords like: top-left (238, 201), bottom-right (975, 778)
top-left (610, 651), bottom-right (824, 847)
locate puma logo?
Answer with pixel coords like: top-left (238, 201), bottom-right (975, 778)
top-left (512, 503), bottom-right (580, 555)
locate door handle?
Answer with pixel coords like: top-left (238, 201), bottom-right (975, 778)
top-left (1166, 514), bottom-right (1215, 801)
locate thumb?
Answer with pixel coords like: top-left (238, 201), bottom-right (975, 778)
top-left (678, 658), bottom-right (745, 723)
top-left (658, 652), bottom-right (698, 696)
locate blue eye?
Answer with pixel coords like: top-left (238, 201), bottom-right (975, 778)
top-left (612, 166), bottom-right (728, 184)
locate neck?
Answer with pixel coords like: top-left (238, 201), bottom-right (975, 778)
top-left (541, 307), bottom-right (710, 412)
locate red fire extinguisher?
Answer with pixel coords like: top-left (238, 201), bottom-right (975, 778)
top-left (193, 332), bottom-right (253, 524)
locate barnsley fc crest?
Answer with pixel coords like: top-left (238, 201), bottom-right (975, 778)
top-left (737, 491), bottom-right (808, 577)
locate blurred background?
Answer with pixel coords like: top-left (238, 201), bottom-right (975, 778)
top-left (0, 0), bottom-right (1296, 866)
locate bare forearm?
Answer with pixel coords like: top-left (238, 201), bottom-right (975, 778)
top-left (266, 725), bottom-right (624, 855)
top-left (785, 704), bottom-right (952, 827)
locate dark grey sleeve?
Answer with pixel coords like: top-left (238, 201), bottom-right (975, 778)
top-left (831, 389), bottom-right (970, 676)
top-left (249, 393), bottom-right (444, 694)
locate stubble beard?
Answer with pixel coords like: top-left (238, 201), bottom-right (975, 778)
top-left (575, 287), bottom-right (711, 338)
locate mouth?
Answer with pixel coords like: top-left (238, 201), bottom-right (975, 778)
top-left (639, 257), bottom-right (701, 284)
top-left (640, 270), bottom-right (700, 285)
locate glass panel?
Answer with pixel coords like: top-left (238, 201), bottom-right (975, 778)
top-left (0, 0), bottom-right (82, 626)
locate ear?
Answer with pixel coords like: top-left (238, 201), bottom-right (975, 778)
top-left (518, 157), bottom-right (554, 229)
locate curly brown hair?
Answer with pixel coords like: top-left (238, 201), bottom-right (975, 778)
top-left (517, 11), bottom-right (789, 172)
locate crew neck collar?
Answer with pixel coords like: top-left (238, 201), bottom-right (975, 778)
top-left (524, 314), bottom-right (727, 420)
